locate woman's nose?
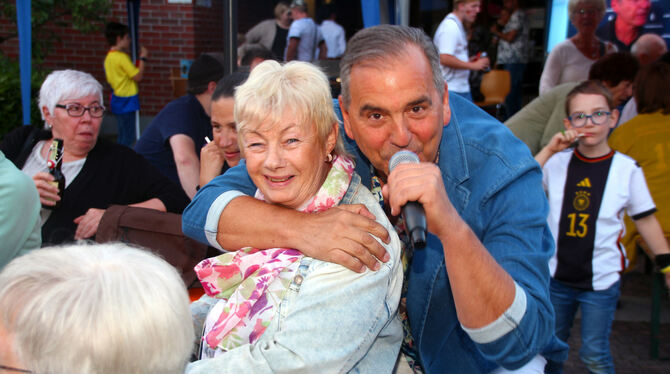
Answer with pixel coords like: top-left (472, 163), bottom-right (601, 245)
top-left (264, 144), bottom-right (285, 169)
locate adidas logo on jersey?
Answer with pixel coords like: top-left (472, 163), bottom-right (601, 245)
top-left (576, 178), bottom-right (591, 188)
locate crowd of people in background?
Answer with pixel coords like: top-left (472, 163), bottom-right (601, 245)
top-left (1, 0), bottom-right (670, 373)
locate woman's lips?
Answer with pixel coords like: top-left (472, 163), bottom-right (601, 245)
top-left (265, 175), bottom-right (293, 185)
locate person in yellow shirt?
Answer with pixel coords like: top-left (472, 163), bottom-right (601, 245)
top-left (104, 22), bottom-right (148, 146)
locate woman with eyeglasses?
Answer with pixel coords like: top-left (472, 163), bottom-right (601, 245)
top-left (0, 70), bottom-right (189, 245)
top-left (539, 0), bottom-right (617, 95)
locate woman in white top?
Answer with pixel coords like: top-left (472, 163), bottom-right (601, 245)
top-left (539, 0), bottom-right (615, 95)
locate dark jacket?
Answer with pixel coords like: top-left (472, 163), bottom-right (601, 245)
top-left (1, 126), bottom-right (190, 245)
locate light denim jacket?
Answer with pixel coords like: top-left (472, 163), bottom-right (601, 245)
top-left (183, 94), bottom-right (568, 372)
top-left (185, 172), bottom-right (404, 373)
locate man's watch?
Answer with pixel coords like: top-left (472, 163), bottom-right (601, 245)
top-left (140, 57), bottom-right (148, 62)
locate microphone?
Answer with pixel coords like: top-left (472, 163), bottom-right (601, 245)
top-left (389, 151), bottom-right (427, 249)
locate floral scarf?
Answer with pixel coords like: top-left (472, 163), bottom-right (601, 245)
top-left (195, 155), bottom-right (355, 352)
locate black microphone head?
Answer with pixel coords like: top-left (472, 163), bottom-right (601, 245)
top-left (389, 150), bottom-right (420, 172)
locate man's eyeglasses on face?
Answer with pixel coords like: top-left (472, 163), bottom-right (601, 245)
top-left (567, 110), bottom-right (611, 128)
top-left (55, 103), bottom-right (105, 118)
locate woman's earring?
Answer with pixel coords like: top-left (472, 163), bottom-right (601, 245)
top-left (326, 153), bottom-right (333, 163)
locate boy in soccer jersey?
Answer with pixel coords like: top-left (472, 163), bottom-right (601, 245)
top-left (104, 22), bottom-right (148, 147)
top-left (535, 80), bottom-right (670, 373)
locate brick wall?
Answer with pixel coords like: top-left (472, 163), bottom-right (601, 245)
top-left (0, 0), bottom-right (239, 115)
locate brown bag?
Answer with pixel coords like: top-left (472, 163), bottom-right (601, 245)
top-left (96, 205), bottom-right (218, 287)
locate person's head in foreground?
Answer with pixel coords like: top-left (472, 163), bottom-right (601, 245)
top-left (39, 69), bottom-right (105, 160)
top-left (235, 60), bottom-right (347, 208)
top-left (338, 24), bottom-right (448, 180)
top-left (0, 243), bottom-right (194, 374)
top-left (210, 72), bottom-right (250, 168)
top-left (588, 51), bottom-right (639, 107)
top-left (563, 80), bottom-right (619, 157)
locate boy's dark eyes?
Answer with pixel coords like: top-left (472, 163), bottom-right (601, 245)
top-left (593, 111), bottom-right (606, 117)
top-left (573, 113), bottom-right (586, 119)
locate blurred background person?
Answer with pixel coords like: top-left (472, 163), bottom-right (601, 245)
top-left (433, 0), bottom-right (490, 101)
top-left (0, 70), bottom-right (189, 245)
top-left (238, 1), bottom-right (292, 61)
top-left (597, 0), bottom-right (652, 51)
top-left (539, 0), bottom-right (616, 95)
top-left (490, 0), bottom-right (529, 118)
top-left (103, 21), bottom-right (149, 147)
top-left (0, 151), bottom-right (40, 269)
top-left (0, 242), bottom-right (194, 374)
top-left (609, 61), bottom-right (670, 267)
top-left (285, 0), bottom-right (327, 61)
top-left (199, 72), bottom-right (249, 188)
top-left (239, 44), bottom-right (276, 71)
top-left (618, 33), bottom-right (667, 124)
top-left (316, 3), bottom-right (346, 59)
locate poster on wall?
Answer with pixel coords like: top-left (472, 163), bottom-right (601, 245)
top-left (546, 0), bottom-right (669, 53)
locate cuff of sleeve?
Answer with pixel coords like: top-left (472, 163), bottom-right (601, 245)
top-left (461, 282), bottom-right (527, 344)
top-left (205, 190), bottom-right (245, 251)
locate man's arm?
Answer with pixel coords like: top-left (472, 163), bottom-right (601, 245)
top-left (169, 134), bottom-right (200, 199)
top-left (285, 38), bottom-right (300, 61)
top-left (634, 214), bottom-right (670, 288)
top-left (439, 53), bottom-right (489, 71)
top-left (384, 161), bottom-right (558, 368)
top-left (182, 162), bottom-right (390, 272)
top-left (317, 40), bottom-right (327, 60)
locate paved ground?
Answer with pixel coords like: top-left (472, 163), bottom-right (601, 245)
top-left (562, 264), bottom-right (670, 373)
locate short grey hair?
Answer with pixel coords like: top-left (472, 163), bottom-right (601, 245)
top-left (235, 60), bottom-right (347, 157)
top-left (38, 69), bottom-right (104, 121)
top-left (0, 242), bottom-right (194, 374)
top-left (568, 0), bottom-right (606, 23)
top-left (339, 25), bottom-right (444, 108)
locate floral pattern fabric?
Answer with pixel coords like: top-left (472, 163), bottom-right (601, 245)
top-left (195, 155), bottom-right (355, 354)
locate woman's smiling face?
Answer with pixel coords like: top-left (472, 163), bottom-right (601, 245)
top-left (241, 111), bottom-right (335, 209)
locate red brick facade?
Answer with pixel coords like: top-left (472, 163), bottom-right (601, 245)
top-left (0, 0), bottom-right (273, 115)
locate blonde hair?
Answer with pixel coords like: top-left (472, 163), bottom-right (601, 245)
top-left (0, 242), bottom-right (194, 374)
top-left (234, 60), bottom-right (347, 156)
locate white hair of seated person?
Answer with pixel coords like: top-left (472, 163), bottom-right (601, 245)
top-left (38, 69), bottom-right (104, 123)
top-left (0, 242), bottom-right (194, 374)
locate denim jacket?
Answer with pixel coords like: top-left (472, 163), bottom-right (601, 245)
top-left (183, 94), bottom-right (568, 372)
top-left (185, 172), bottom-right (404, 373)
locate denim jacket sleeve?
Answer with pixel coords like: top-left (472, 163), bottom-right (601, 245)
top-left (186, 182), bottom-right (404, 373)
top-left (182, 160), bottom-right (256, 249)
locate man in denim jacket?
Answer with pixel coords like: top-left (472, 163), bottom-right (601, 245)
top-left (183, 25), bottom-right (567, 372)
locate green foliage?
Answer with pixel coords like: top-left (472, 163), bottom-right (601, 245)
top-left (0, 0), bottom-right (109, 138)
top-left (0, 55), bottom-right (48, 140)
top-left (0, 0), bottom-right (110, 61)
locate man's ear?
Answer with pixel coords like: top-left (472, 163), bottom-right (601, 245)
top-left (207, 81), bottom-right (217, 94)
top-left (442, 81), bottom-right (451, 128)
top-left (338, 95), bottom-right (354, 140)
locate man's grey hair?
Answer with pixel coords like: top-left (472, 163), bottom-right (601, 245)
top-left (339, 25), bottom-right (445, 108)
top-left (0, 242), bottom-right (194, 374)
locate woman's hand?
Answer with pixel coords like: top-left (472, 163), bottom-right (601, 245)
top-left (200, 142), bottom-right (226, 187)
top-left (73, 208), bottom-right (106, 240)
top-left (32, 172), bottom-right (60, 206)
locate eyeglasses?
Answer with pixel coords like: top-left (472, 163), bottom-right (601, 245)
top-left (567, 110), bottom-right (611, 128)
top-left (0, 364), bottom-right (32, 373)
top-left (55, 103), bottom-right (105, 118)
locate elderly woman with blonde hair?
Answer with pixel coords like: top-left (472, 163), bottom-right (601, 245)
top-left (0, 243), bottom-right (194, 374)
top-left (185, 60), bottom-right (403, 372)
top-left (539, 0), bottom-right (617, 94)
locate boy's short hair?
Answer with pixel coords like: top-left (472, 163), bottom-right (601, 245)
top-left (635, 61), bottom-right (670, 115)
top-left (105, 22), bottom-right (129, 46)
top-left (588, 52), bottom-right (639, 87)
top-left (240, 44), bottom-right (276, 66)
top-left (212, 71), bottom-right (249, 101)
top-left (565, 80), bottom-right (614, 116)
